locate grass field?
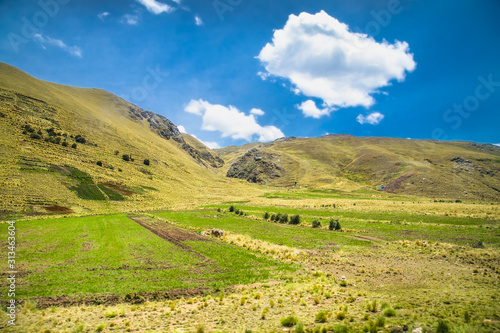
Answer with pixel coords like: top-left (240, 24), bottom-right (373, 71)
top-left (1, 200), bottom-right (499, 332)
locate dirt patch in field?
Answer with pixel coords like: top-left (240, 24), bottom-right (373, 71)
top-left (43, 205), bottom-right (74, 214)
top-left (384, 172), bottom-right (416, 192)
top-left (101, 182), bottom-right (135, 196)
top-left (20, 287), bottom-right (211, 308)
top-left (81, 241), bottom-right (93, 252)
top-left (127, 215), bottom-right (210, 260)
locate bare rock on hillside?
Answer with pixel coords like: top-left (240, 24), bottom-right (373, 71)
top-left (226, 148), bottom-right (283, 183)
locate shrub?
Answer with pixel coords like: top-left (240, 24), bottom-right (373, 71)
top-left (114, 150), bottom-right (119, 155)
top-left (464, 310), bottom-right (471, 323)
top-left (105, 309), bottom-right (118, 318)
top-left (95, 323), bottom-right (105, 332)
top-left (118, 168), bottom-right (122, 172)
top-left (279, 213), bottom-right (289, 223)
top-left (61, 141), bottom-right (68, 147)
top-left (329, 219), bottom-right (337, 230)
top-left (335, 221), bottom-right (342, 230)
top-left (316, 310), bottom-right (329, 323)
top-left (235, 209), bottom-right (240, 214)
top-left (263, 212), bottom-right (270, 219)
top-left (270, 214), bottom-right (277, 221)
top-left (436, 319), bottom-right (450, 333)
top-left (276, 212), bottom-right (283, 222)
top-left (143, 159), bottom-right (150, 166)
top-left (290, 214), bottom-right (300, 225)
top-left (239, 210), bottom-right (244, 216)
top-left (312, 220), bottom-right (321, 228)
top-left (75, 135), bottom-right (86, 144)
top-left (367, 300), bottom-right (377, 312)
top-left (217, 208), bottom-right (221, 213)
top-left (30, 133), bottom-right (41, 139)
top-left (71, 143), bottom-right (77, 149)
top-left (229, 205), bottom-right (234, 212)
top-left (281, 315), bottom-right (298, 327)
top-left (122, 154), bottom-right (130, 162)
top-left (96, 161), bottom-right (102, 167)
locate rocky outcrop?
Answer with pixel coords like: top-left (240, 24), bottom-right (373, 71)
top-left (127, 106), bottom-right (224, 168)
top-left (226, 148), bottom-right (283, 183)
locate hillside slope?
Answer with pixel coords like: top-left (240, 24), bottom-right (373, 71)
top-left (218, 135), bottom-right (500, 201)
top-left (0, 63), bottom-right (259, 218)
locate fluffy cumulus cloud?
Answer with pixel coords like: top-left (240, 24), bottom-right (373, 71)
top-left (257, 11), bottom-right (416, 117)
top-left (250, 108), bottom-right (265, 116)
top-left (33, 34), bottom-right (82, 57)
top-left (185, 99), bottom-right (284, 142)
top-left (356, 111), bottom-right (385, 125)
top-left (136, 0), bottom-right (174, 14)
top-left (297, 100), bottom-right (331, 119)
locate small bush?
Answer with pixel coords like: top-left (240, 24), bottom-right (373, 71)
top-left (329, 219), bottom-right (337, 230)
top-left (96, 161), bottom-right (102, 167)
top-left (71, 143), bottom-right (77, 149)
top-left (316, 310), bottom-right (329, 323)
top-left (229, 205), bottom-right (234, 212)
top-left (312, 220), bottom-right (321, 228)
top-left (75, 135), bottom-right (86, 144)
top-left (270, 214), bottom-right (277, 221)
top-left (339, 280), bottom-right (347, 287)
top-left (30, 133), bottom-right (42, 139)
top-left (263, 212), bottom-right (270, 219)
top-left (105, 309), bottom-right (118, 318)
top-left (436, 319), bottom-right (450, 333)
top-left (276, 212), bottom-right (283, 222)
top-left (290, 214), bottom-right (300, 225)
top-left (143, 159), bottom-right (150, 166)
top-left (217, 208), bottom-right (221, 213)
top-left (367, 300), bottom-right (377, 312)
top-left (114, 150), bottom-right (119, 155)
top-left (279, 213), bottom-right (289, 223)
top-left (122, 154), bottom-right (130, 161)
top-left (235, 209), bottom-right (240, 214)
top-left (281, 315), bottom-right (298, 327)
top-left (62, 141), bottom-right (68, 147)
top-left (95, 323), bottom-right (105, 332)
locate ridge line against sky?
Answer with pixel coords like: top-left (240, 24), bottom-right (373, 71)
top-left (1, 0), bottom-right (499, 148)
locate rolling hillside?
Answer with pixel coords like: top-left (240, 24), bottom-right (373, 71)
top-left (218, 135), bottom-right (500, 201)
top-left (0, 62), bottom-right (260, 219)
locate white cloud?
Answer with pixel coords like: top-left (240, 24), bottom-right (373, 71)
top-left (194, 15), bottom-right (203, 26)
top-left (122, 14), bottom-right (139, 25)
top-left (136, 0), bottom-right (174, 14)
top-left (184, 99), bottom-right (284, 142)
top-left (257, 11), bottom-right (416, 116)
top-left (33, 34), bottom-right (82, 57)
top-left (356, 111), bottom-right (385, 125)
top-left (98, 12), bottom-right (110, 21)
top-left (250, 108), bottom-right (265, 116)
top-left (178, 126), bottom-right (220, 149)
top-left (297, 100), bottom-right (333, 119)
top-left (494, 143), bottom-right (500, 147)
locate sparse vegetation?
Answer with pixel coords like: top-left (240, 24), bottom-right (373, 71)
top-left (280, 315), bottom-right (298, 327)
top-left (122, 154), bottom-right (130, 161)
top-left (143, 159), bottom-right (150, 166)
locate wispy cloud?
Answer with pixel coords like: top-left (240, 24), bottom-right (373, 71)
top-left (97, 12), bottom-right (110, 21)
top-left (122, 14), bottom-right (139, 25)
top-left (33, 34), bottom-right (82, 58)
top-left (194, 15), bottom-right (203, 26)
top-left (136, 0), bottom-right (174, 14)
top-left (494, 143), bottom-right (500, 147)
top-left (356, 112), bottom-right (385, 125)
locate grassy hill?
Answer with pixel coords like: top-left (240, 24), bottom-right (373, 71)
top-left (0, 62), bottom-right (260, 219)
top-left (218, 135), bottom-right (500, 201)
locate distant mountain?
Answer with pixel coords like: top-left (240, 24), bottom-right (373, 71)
top-left (0, 63), bottom-right (251, 219)
top-left (217, 135), bottom-right (500, 201)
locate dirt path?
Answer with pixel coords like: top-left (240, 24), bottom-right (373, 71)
top-left (127, 214), bottom-right (210, 260)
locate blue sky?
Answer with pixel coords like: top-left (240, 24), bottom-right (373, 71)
top-left (1, 0), bottom-right (499, 148)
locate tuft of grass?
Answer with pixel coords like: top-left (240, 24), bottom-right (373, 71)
top-left (295, 322), bottom-right (305, 333)
top-left (95, 323), bottom-right (105, 332)
top-left (335, 311), bottom-right (346, 320)
top-left (281, 315), bottom-right (298, 327)
top-left (436, 319), bottom-right (450, 333)
top-left (316, 310), bottom-right (329, 323)
top-left (383, 307), bottom-right (396, 317)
